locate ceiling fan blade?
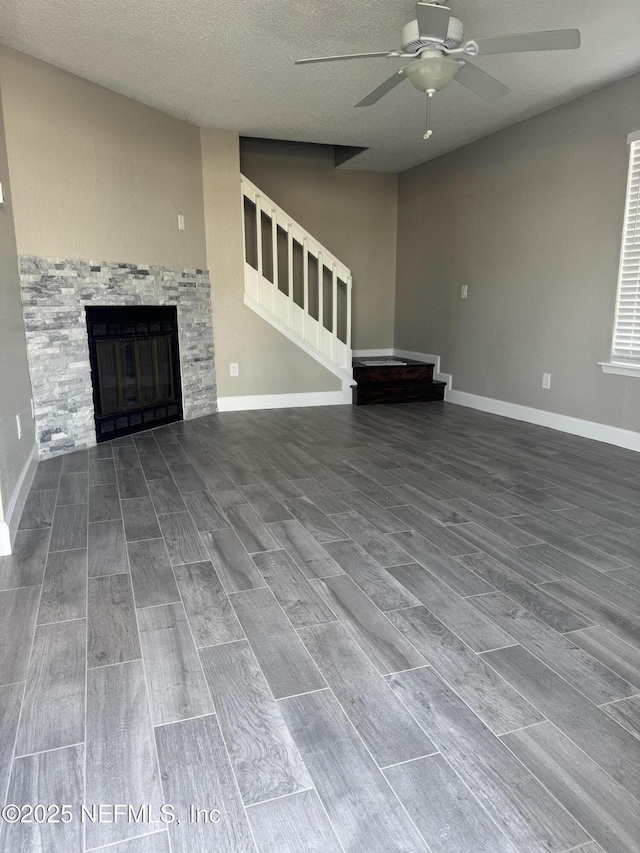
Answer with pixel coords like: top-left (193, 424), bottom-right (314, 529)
top-left (415, 2), bottom-right (451, 42)
top-left (295, 51), bottom-right (396, 65)
top-left (471, 29), bottom-right (581, 55)
top-left (454, 61), bottom-right (510, 101)
top-left (355, 69), bottom-right (407, 107)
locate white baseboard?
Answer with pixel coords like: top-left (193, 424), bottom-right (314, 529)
top-left (0, 443), bottom-right (38, 555)
top-left (352, 348), bottom-right (394, 357)
top-left (447, 390), bottom-right (640, 453)
top-left (217, 389), bottom-right (352, 412)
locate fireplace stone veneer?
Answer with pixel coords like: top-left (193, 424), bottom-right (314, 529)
top-left (20, 257), bottom-right (216, 458)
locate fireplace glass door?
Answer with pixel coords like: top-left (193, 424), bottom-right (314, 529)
top-left (86, 306), bottom-right (183, 440)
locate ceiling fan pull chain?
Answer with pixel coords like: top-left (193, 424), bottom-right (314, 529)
top-left (424, 88), bottom-right (435, 139)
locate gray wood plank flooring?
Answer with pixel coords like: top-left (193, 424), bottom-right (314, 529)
top-left (299, 621), bottom-right (436, 767)
top-left (87, 573), bottom-right (141, 667)
top-left (6, 404), bottom-right (640, 851)
top-left (85, 660), bottom-right (164, 849)
top-left (388, 562), bottom-right (513, 651)
top-left (0, 682), bottom-right (22, 805)
top-left (270, 519), bottom-right (344, 579)
top-left (280, 688), bottom-right (428, 852)
top-left (458, 551), bottom-right (591, 632)
top-left (174, 560), bottom-right (244, 646)
top-left (323, 537), bottom-right (420, 610)
top-left (312, 574), bottom-right (426, 675)
top-left (137, 602), bottom-right (213, 725)
top-left (159, 511), bottom-right (210, 565)
top-left (383, 753), bottom-right (520, 853)
top-left (15, 619), bottom-right (85, 756)
top-left (388, 666), bottom-right (588, 853)
top-left (0, 586), bottom-right (40, 685)
top-left (88, 519), bottom-right (127, 576)
top-left (38, 548), bottom-right (87, 624)
top-left (504, 722), bottom-right (640, 853)
top-left (0, 744), bottom-right (83, 853)
top-left (246, 788), bottom-right (342, 853)
top-left (484, 643), bottom-right (640, 799)
top-left (602, 694), bottom-right (640, 738)
top-left (201, 526), bottom-right (267, 592)
top-left (388, 606), bottom-right (541, 734)
top-left (49, 503), bottom-right (87, 551)
top-left (0, 528), bottom-right (49, 590)
top-left (91, 832), bottom-right (171, 852)
top-left (155, 714), bottom-right (255, 852)
top-left (230, 587), bottom-right (326, 698)
top-left (19, 489), bottom-right (57, 530)
top-left (199, 640), bottom-right (312, 805)
top-left (127, 537), bottom-right (180, 608)
top-left (569, 624), bottom-right (640, 688)
top-left (253, 549), bottom-right (336, 628)
top-left (471, 593), bottom-right (636, 703)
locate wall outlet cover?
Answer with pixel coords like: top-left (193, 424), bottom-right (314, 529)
top-left (542, 372), bottom-right (551, 389)
top-left (230, 363), bottom-right (239, 376)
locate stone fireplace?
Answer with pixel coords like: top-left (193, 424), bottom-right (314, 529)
top-left (20, 257), bottom-right (217, 458)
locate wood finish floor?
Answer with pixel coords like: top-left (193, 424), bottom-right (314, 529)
top-left (1, 402), bottom-right (640, 852)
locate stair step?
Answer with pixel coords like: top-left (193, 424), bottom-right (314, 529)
top-left (353, 381), bottom-right (445, 405)
top-left (352, 357), bottom-right (445, 406)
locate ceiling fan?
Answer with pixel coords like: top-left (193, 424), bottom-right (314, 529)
top-left (295, 2), bottom-right (580, 138)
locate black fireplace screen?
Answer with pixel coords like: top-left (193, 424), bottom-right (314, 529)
top-left (86, 306), bottom-right (183, 441)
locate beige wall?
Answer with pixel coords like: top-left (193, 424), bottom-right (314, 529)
top-left (240, 139), bottom-right (398, 350)
top-left (201, 129), bottom-right (340, 397)
top-left (395, 70), bottom-right (640, 432)
top-left (0, 82), bottom-right (36, 520)
top-left (0, 47), bottom-right (207, 270)
top-left (0, 47), bottom-right (339, 406)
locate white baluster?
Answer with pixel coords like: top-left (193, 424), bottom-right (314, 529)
top-left (287, 224), bottom-right (294, 328)
top-left (332, 264), bottom-right (338, 365)
top-left (346, 274), bottom-right (353, 355)
top-left (255, 194), bottom-right (263, 286)
top-left (318, 251), bottom-right (324, 336)
top-left (303, 237), bottom-right (309, 342)
top-left (271, 207), bottom-right (278, 289)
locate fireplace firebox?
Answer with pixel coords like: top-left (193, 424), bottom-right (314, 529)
top-left (86, 305), bottom-right (183, 441)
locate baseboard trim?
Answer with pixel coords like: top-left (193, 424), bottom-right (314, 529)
top-left (217, 389), bottom-right (351, 412)
top-left (0, 443), bottom-right (38, 555)
top-left (447, 390), bottom-right (640, 453)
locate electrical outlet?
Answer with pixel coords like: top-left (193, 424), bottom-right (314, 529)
top-left (16, 414), bottom-right (22, 439)
top-left (177, 214), bottom-right (185, 231)
top-left (542, 372), bottom-right (551, 389)
top-left (230, 363), bottom-right (239, 377)
top-left (461, 285), bottom-right (468, 299)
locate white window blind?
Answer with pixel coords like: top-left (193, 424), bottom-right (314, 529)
top-left (611, 135), bottom-right (640, 364)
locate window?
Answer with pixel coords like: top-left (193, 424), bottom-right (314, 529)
top-left (600, 131), bottom-right (640, 377)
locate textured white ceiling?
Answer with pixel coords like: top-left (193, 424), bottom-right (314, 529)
top-left (2, 0), bottom-right (640, 172)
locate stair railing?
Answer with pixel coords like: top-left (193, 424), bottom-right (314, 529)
top-left (241, 175), bottom-right (352, 375)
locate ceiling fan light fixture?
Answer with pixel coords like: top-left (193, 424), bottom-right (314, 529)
top-left (404, 55), bottom-right (461, 92)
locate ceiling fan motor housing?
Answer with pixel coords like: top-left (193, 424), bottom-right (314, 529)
top-left (401, 16), bottom-right (463, 53)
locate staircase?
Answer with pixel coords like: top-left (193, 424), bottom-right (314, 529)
top-left (241, 176), bottom-right (353, 399)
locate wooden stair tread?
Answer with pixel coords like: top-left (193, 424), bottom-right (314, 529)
top-left (352, 357), bottom-right (445, 406)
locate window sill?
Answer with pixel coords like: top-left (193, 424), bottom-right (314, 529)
top-left (599, 361), bottom-right (640, 378)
